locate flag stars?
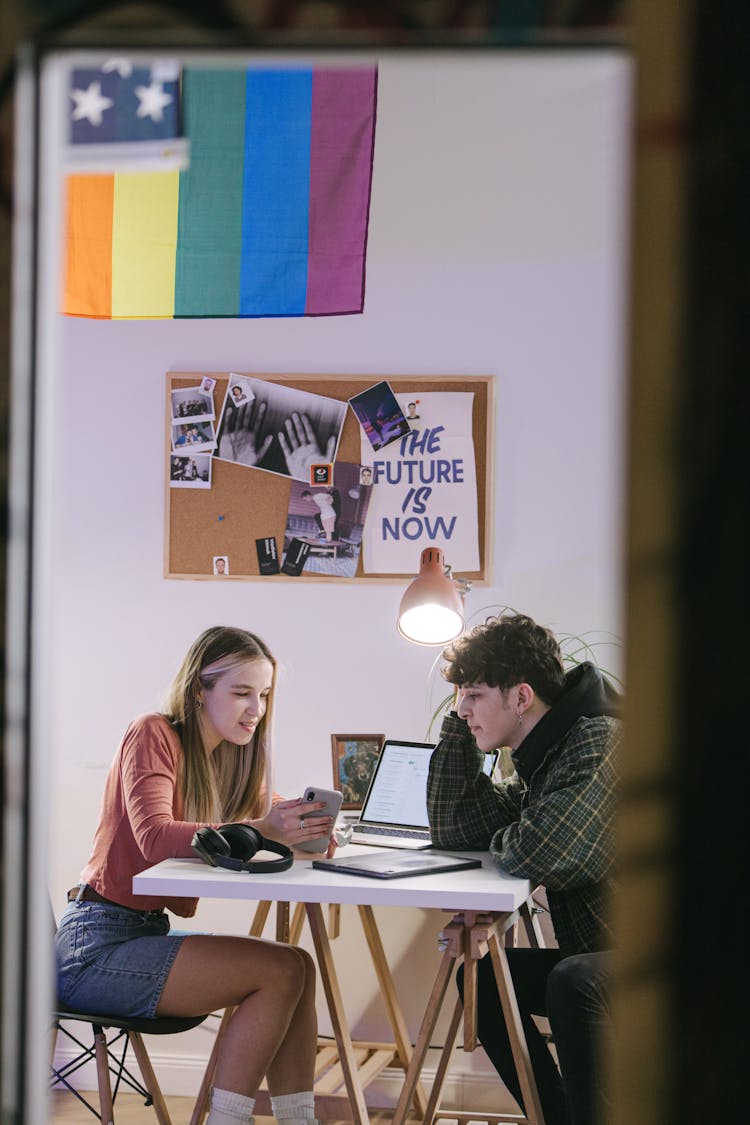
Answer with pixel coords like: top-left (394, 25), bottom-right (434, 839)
top-left (102, 58), bottom-right (133, 77)
top-left (135, 82), bottom-right (173, 122)
top-left (70, 81), bottom-right (114, 127)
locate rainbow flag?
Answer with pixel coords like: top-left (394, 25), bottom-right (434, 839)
top-left (63, 66), bottom-right (378, 319)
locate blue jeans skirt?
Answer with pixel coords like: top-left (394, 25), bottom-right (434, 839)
top-left (55, 892), bottom-right (188, 1020)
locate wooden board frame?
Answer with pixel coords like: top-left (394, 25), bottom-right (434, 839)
top-left (165, 372), bottom-right (494, 581)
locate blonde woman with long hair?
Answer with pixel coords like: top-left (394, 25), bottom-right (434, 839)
top-left (55, 626), bottom-right (334, 1125)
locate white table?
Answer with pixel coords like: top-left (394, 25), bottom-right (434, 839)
top-left (134, 850), bottom-right (545, 1125)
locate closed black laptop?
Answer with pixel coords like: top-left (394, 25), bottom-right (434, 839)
top-left (312, 850), bottom-right (481, 880)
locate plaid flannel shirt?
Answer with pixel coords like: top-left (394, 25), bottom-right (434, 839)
top-left (427, 710), bottom-right (621, 956)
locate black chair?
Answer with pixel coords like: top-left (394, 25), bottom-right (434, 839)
top-left (51, 1004), bottom-right (208, 1123)
top-left (51, 899), bottom-right (209, 1123)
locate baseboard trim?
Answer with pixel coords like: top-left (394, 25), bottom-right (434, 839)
top-left (51, 1043), bottom-right (516, 1114)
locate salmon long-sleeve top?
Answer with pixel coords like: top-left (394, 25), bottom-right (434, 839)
top-left (80, 713), bottom-right (225, 917)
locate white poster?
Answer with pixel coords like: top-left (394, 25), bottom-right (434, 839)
top-left (361, 392), bottom-right (479, 574)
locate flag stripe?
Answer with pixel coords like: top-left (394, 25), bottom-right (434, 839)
top-left (240, 69), bottom-right (312, 316)
top-left (111, 171), bottom-right (179, 318)
top-left (306, 68), bottom-right (378, 315)
top-left (174, 69), bottom-right (246, 316)
top-left (64, 174), bottom-right (114, 317)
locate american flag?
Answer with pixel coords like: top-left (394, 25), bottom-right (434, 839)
top-left (66, 58), bottom-right (189, 172)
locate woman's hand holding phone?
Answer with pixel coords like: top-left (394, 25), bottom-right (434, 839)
top-left (258, 790), bottom-right (341, 854)
top-left (295, 787), bottom-right (343, 854)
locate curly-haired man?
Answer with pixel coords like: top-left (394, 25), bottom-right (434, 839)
top-left (427, 612), bottom-right (622, 1125)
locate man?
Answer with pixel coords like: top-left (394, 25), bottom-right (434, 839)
top-left (426, 612), bottom-right (621, 1125)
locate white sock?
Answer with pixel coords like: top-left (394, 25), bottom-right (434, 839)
top-left (206, 1086), bottom-right (256, 1124)
top-left (270, 1089), bottom-right (317, 1123)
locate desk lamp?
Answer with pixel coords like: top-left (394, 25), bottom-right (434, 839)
top-left (397, 547), bottom-right (472, 645)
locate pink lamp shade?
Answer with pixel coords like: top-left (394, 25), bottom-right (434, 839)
top-left (397, 547), bottom-right (465, 645)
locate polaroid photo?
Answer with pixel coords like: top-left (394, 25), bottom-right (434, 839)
top-left (348, 381), bottom-right (411, 453)
top-left (200, 376), bottom-right (216, 394)
top-left (169, 452), bottom-right (212, 489)
top-left (223, 374), bottom-right (256, 414)
top-left (215, 374), bottom-right (347, 483)
top-left (171, 419), bottom-right (217, 455)
top-left (170, 384), bottom-right (215, 423)
top-left (213, 555), bottom-right (229, 576)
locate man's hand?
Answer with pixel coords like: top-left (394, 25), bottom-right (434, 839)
top-left (278, 413), bottom-right (337, 480)
top-left (218, 400), bottom-right (273, 465)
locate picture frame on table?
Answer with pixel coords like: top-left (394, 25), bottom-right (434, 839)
top-left (331, 734), bottom-right (384, 811)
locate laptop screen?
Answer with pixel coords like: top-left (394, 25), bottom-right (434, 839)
top-left (359, 740), bottom-right (435, 829)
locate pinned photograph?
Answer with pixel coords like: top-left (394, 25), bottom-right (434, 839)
top-left (213, 555), bottom-right (229, 575)
top-left (224, 375), bottom-right (255, 412)
top-left (200, 376), bottom-right (216, 394)
top-left (282, 462), bottom-right (373, 578)
top-left (170, 385), bottom-right (215, 422)
top-left (359, 465), bottom-right (374, 487)
top-left (404, 399), bottom-right (421, 423)
top-left (171, 419), bottom-right (217, 455)
top-left (349, 381), bottom-right (410, 452)
top-left (216, 374), bottom-right (347, 483)
top-left (169, 452), bottom-right (212, 488)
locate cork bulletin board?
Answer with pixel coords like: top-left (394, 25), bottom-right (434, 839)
top-left (165, 372), bottom-right (493, 581)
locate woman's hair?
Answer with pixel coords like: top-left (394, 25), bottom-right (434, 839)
top-left (163, 626), bottom-right (277, 823)
top-left (442, 613), bottom-right (565, 705)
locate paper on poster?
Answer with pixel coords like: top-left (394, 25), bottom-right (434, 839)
top-left (360, 392), bottom-right (479, 574)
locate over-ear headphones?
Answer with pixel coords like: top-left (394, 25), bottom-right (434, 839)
top-left (191, 823), bottom-right (293, 874)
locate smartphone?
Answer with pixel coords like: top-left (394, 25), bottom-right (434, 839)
top-left (296, 786), bottom-right (344, 853)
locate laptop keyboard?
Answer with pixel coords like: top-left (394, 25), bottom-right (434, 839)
top-left (352, 825), bottom-right (429, 840)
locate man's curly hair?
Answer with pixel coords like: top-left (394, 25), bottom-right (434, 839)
top-left (442, 613), bottom-right (565, 705)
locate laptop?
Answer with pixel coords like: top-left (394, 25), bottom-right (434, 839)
top-left (348, 739), bottom-right (500, 850)
top-left (349, 739), bottom-right (436, 848)
top-left (313, 850), bottom-right (482, 880)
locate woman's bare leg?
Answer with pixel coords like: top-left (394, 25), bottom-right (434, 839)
top-left (156, 935), bottom-right (317, 1096)
top-left (265, 945), bottom-right (317, 1093)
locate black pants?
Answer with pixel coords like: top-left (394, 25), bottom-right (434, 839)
top-left (458, 948), bottom-right (611, 1125)
top-left (546, 952), bottom-right (612, 1125)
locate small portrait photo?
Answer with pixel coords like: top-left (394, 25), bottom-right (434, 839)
top-left (331, 734), bottom-right (384, 810)
top-left (170, 384), bottom-right (215, 422)
top-left (200, 376), bottom-right (216, 394)
top-left (310, 462), bottom-right (333, 486)
top-left (359, 465), bottom-right (374, 487)
top-left (169, 452), bottom-right (212, 489)
top-left (213, 555), bottom-right (229, 576)
top-left (404, 399), bottom-right (420, 422)
top-left (171, 420), bottom-right (217, 455)
top-left (348, 381), bottom-right (410, 452)
top-left (224, 375), bottom-right (256, 412)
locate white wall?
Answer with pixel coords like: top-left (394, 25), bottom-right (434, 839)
top-left (39, 48), bottom-right (631, 1099)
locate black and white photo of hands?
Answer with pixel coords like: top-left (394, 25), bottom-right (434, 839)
top-left (219, 402), bottom-right (336, 479)
top-left (216, 376), bottom-right (347, 482)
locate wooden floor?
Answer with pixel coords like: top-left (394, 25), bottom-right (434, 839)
top-left (48, 1090), bottom-right (407, 1124)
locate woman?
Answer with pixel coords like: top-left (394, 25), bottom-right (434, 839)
top-left (55, 626), bottom-right (335, 1125)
